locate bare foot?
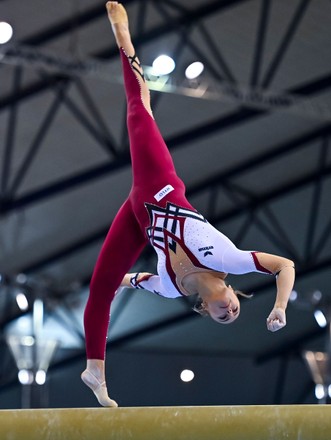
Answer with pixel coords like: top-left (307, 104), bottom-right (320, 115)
top-left (106, 1), bottom-right (131, 48)
top-left (106, 1), bottom-right (128, 25)
top-left (105, 1), bottom-right (153, 117)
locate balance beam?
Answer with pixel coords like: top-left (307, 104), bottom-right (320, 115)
top-left (0, 405), bottom-right (330, 439)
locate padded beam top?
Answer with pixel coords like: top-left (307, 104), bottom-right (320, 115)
top-left (0, 405), bottom-right (329, 440)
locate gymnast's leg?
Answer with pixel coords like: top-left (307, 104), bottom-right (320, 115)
top-left (106, 1), bottom-right (176, 179)
top-left (106, 2), bottom-right (192, 229)
top-left (106, 1), bottom-right (152, 117)
top-left (82, 198), bottom-right (147, 406)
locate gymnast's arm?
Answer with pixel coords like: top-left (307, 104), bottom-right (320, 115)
top-left (120, 272), bottom-right (153, 288)
top-left (120, 272), bottom-right (163, 294)
top-left (254, 252), bottom-right (295, 332)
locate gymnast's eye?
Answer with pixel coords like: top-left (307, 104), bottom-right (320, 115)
top-left (218, 315), bottom-right (229, 321)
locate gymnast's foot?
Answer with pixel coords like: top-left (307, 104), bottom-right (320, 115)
top-left (106, 2), bottom-right (130, 46)
top-left (106, 1), bottom-right (153, 117)
top-left (81, 362), bottom-right (118, 407)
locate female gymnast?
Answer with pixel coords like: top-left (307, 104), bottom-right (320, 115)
top-left (81, 1), bottom-right (295, 407)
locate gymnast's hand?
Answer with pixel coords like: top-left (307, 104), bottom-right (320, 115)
top-left (266, 307), bottom-right (286, 332)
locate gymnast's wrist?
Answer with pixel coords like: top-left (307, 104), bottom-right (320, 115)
top-left (274, 301), bottom-right (287, 310)
top-left (129, 272), bottom-right (140, 288)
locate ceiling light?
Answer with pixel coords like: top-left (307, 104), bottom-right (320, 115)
top-left (185, 61), bottom-right (204, 80)
top-left (315, 384), bottom-right (325, 400)
top-left (152, 55), bottom-right (175, 76)
top-left (314, 310), bottom-right (327, 328)
top-left (180, 369), bottom-right (195, 382)
top-left (0, 22), bottom-right (13, 44)
top-left (16, 293), bottom-right (29, 311)
top-left (21, 336), bottom-right (35, 347)
top-left (18, 369), bottom-right (34, 385)
top-left (35, 370), bottom-right (46, 385)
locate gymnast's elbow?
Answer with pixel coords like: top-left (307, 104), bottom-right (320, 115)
top-left (256, 252), bottom-right (295, 275)
top-left (274, 256), bottom-right (295, 275)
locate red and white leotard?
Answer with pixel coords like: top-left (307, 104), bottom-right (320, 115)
top-left (131, 201), bottom-right (271, 298)
top-left (83, 48), bottom-right (271, 360)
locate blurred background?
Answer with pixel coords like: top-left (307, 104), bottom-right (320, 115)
top-left (0, 0), bottom-right (331, 409)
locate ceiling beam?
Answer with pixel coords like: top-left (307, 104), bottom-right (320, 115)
top-left (1, 72), bottom-right (330, 216)
top-left (22, 0), bottom-right (250, 47)
top-left (210, 163), bottom-right (331, 224)
top-left (16, 130), bottom-right (331, 275)
top-left (186, 124), bottom-right (331, 197)
top-left (22, 0), bottom-right (137, 46)
top-left (0, 0), bottom-right (250, 112)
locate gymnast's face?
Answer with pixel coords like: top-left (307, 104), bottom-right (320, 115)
top-left (206, 286), bottom-right (240, 324)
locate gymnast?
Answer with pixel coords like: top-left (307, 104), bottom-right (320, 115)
top-left (81, 1), bottom-right (295, 407)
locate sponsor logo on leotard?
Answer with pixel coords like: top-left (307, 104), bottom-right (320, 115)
top-left (199, 246), bottom-right (214, 257)
top-left (154, 184), bottom-right (174, 202)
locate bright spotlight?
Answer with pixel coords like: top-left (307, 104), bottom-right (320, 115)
top-left (185, 61), bottom-right (204, 80)
top-left (0, 22), bottom-right (13, 44)
top-left (180, 369), bottom-right (195, 383)
top-left (16, 292), bottom-right (29, 311)
top-left (35, 370), bottom-right (46, 385)
top-left (18, 369), bottom-right (34, 385)
top-left (21, 336), bottom-right (35, 347)
top-left (314, 310), bottom-right (327, 328)
top-left (315, 384), bottom-right (325, 400)
top-left (152, 55), bottom-right (175, 76)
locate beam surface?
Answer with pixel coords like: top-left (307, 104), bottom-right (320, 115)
top-left (0, 405), bottom-right (330, 440)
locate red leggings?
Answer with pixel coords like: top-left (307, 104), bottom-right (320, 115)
top-left (84, 49), bottom-right (193, 359)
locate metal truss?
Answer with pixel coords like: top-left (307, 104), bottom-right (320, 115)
top-left (1, 43), bottom-right (330, 121)
top-left (0, 0), bottom-right (329, 212)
